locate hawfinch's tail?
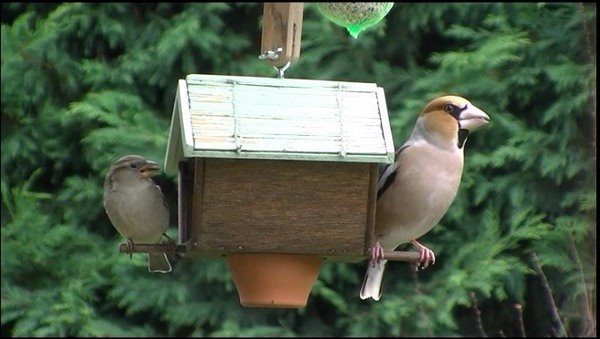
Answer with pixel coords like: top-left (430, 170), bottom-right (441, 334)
top-left (360, 259), bottom-right (388, 300)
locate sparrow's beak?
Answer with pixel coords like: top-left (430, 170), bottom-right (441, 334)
top-left (140, 160), bottom-right (160, 178)
top-left (459, 104), bottom-right (490, 131)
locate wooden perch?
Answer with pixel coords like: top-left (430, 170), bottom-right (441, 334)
top-left (118, 243), bottom-right (421, 263)
top-left (118, 243), bottom-right (187, 254)
top-left (383, 250), bottom-right (421, 262)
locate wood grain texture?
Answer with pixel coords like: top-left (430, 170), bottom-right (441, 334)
top-left (364, 163), bottom-right (378, 253)
top-left (261, 3), bottom-right (304, 67)
top-left (187, 158), bottom-right (374, 257)
top-left (188, 158), bottom-right (206, 254)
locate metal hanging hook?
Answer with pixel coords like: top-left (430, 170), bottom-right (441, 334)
top-left (259, 47), bottom-right (291, 78)
top-left (275, 61), bottom-right (291, 79)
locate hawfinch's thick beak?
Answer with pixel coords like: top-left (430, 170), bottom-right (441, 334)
top-left (459, 105), bottom-right (490, 131)
top-left (140, 160), bottom-right (160, 177)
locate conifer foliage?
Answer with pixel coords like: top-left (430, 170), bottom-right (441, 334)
top-left (1, 3), bottom-right (596, 336)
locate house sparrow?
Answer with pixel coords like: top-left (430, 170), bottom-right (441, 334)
top-left (360, 95), bottom-right (489, 300)
top-left (103, 154), bottom-right (172, 273)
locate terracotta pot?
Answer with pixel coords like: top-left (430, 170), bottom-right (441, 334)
top-left (226, 253), bottom-right (322, 308)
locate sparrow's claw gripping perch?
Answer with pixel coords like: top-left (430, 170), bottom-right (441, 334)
top-left (167, 237), bottom-right (177, 256)
top-left (125, 238), bottom-right (135, 260)
top-left (161, 232), bottom-right (180, 257)
top-left (411, 239), bottom-right (436, 271)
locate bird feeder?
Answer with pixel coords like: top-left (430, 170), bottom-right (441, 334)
top-left (119, 3), bottom-right (416, 308)
top-left (163, 73), bottom-right (394, 307)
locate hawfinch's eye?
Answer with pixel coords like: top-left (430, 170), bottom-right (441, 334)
top-left (444, 104), bottom-right (454, 113)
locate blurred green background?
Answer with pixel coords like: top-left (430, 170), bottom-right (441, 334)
top-left (1, 3), bottom-right (596, 337)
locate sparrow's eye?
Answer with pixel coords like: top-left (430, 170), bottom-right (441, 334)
top-left (444, 104), bottom-right (455, 113)
top-left (130, 163), bottom-right (138, 169)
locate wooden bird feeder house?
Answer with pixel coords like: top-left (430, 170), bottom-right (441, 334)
top-left (163, 3), bottom-right (397, 308)
top-left (165, 73), bottom-right (394, 257)
top-left (163, 73), bottom-right (394, 307)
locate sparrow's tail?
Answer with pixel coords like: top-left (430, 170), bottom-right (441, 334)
top-left (359, 259), bottom-right (387, 300)
top-left (148, 253), bottom-right (172, 273)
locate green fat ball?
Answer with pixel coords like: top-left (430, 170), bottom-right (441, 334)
top-left (317, 3), bottom-right (394, 38)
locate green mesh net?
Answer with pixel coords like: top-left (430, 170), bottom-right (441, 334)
top-left (316, 3), bottom-right (394, 38)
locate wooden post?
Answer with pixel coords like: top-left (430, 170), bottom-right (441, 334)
top-left (178, 160), bottom-right (193, 245)
top-left (260, 3), bottom-right (304, 69)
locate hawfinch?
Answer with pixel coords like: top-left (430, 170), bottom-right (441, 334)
top-left (103, 154), bottom-right (172, 273)
top-left (360, 95), bottom-right (490, 300)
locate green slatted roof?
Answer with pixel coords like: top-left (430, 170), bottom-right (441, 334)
top-left (165, 74), bottom-right (394, 174)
